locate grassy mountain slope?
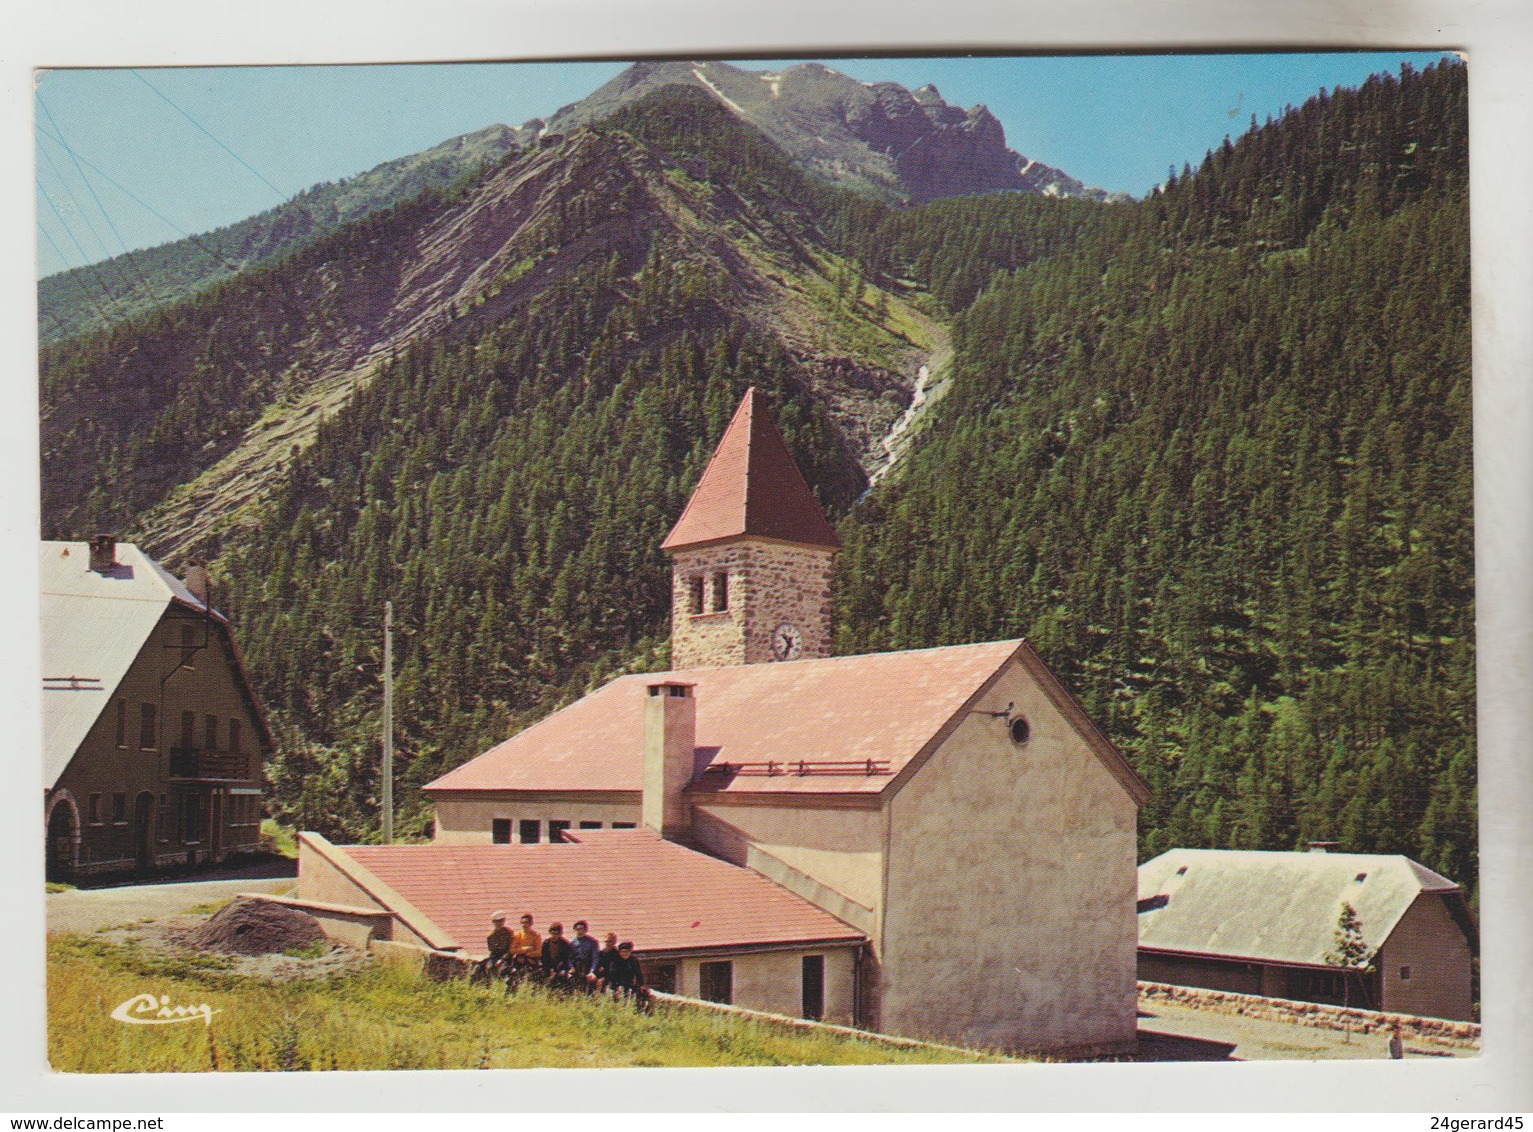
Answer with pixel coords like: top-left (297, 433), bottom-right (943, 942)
top-left (39, 63), bottom-right (1475, 905)
top-left (43, 90), bottom-right (930, 567)
top-left (39, 126), bottom-right (521, 345)
top-left (41, 89), bottom-right (946, 838)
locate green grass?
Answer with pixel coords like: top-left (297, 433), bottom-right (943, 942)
top-left (281, 939), bottom-right (332, 959)
top-left (46, 882), bottom-right (76, 894)
top-left (185, 898), bottom-right (234, 916)
top-left (260, 818), bottom-right (298, 859)
top-left (48, 934), bottom-right (1004, 1072)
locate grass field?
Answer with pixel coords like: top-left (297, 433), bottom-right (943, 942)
top-left (48, 934), bottom-right (1003, 1072)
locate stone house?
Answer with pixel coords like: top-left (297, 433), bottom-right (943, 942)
top-left (42, 538), bottom-right (273, 880)
top-left (1137, 847), bottom-right (1477, 1021)
top-left (292, 389), bottom-right (1149, 1055)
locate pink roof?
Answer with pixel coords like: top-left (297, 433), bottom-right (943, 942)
top-left (343, 830), bottom-right (865, 956)
top-left (661, 388), bottom-right (841, 551)
top-left (427, 639), bottom-right (1025, 796)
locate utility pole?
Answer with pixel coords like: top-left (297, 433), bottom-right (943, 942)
top-left (382, 600), bottom-right (394, 844)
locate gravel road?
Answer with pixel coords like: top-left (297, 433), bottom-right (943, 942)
top-left (47, 863), bottom-right (297, 934)
top-left (1134, 998), bottom-right (1475, 1061)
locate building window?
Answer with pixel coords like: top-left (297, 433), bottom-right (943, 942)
top-left (158, 794), bottom-right (170, 842)
top-left (711, 570), bottom-right (729, 611)
top-left (178, 795), bottom-right (202, 843)
top-left (115, 699), bottom-right (128, 748)
top-left (689, 576), bottom-right (706, 615)
top-left (548, 820), bottom-right (572, 843)
top-left (88, 793), bottom-right (102, 825)
top-left (139, 703), bottom-right (157, 750)
top-left (578, 821), bottom-right (603, 830)
top-left (204, 715), bottom-right (219, 750)
top-left (180, 710), bottom-right (195, 749)
top-left (699, 960), bottom-right (733, 1005)
top-left (645, 962), bottom-right (678, 994)
top-left (492, 819), bottom-right (512, 844)
top-left (111, 793), bottom-right (127, 824)
top-left (1400, 965), bottom-right (1413, 981)
top-left (1010, 716), bottom-right (1032, 745)
top-left (802, 954), bottom-right (825, 1021)
top-left (229, 719), bottom-right (242, 755)
top-left (612, 822), bottom-right (637, 830)
top-left (518, 820), bottom-right (541, 844)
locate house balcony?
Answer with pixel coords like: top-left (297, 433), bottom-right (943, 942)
top-left (168, 746), bottom-right (250, 781)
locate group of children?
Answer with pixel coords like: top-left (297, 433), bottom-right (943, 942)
top-left (475, 911), bottom-right (650, 1004)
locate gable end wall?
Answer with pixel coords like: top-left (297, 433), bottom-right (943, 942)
top-left (879, 660), bottom-right (1139, 1052)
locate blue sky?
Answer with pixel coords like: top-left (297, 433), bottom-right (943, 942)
top-left (34, 52), bottom-right (1456, 278)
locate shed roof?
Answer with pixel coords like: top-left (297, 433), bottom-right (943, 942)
top-left (660, 387), bottom-right (841, 551)
top-left (340, 829), bottom-right (866, 957)
top-left (426, 638), bottom-right (1148, 804)
top-left (1137, 848), bottom-right (1467, 968)
top-left (40, 540), bottom-right (269, 788)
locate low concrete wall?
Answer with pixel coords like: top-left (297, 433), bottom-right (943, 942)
top-left (1138, 981), bottom-right (1481, 1049)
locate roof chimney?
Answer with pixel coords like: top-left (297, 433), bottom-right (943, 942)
top-left (184, 562), bottom-right (211, 605)
top-left (88, 534), bottom-right (117, 573)
top-left (643, 681), bottom-right (696, 839)
top-left (1307, 841), bottom-right (1340, 853)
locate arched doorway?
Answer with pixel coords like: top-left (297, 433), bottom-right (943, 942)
top-left (133, 792), bottom-right (156, 875)
top-left (46, 797), bottom-right (77, 883)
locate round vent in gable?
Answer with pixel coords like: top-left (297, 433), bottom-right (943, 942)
top-left (1009, 716), bottom-right (1031, 745)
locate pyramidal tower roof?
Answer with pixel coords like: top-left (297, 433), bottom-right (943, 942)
top-left (661, 388), bottom-right (842, 552)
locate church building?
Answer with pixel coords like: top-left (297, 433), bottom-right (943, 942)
top-left (292, 389), bottom-right (1149, 1056)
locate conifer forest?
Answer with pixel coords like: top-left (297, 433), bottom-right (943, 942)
top-left (39, 61), bottom-right (1475, 902)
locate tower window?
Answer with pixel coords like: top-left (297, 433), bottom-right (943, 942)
top-left (711, 570), bottom-right (729, 611)
top-left (689, 576), bottom-right (706, 615)
top-left (518, 820), bottom-right (541, 844)
top-left (492, 819), bottom-right (512, 844)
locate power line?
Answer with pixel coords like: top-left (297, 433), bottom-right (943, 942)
top-left (35, 177), bottom-right (124, 328)
top-left (131, 69), bottom-right (290, 203)
top-left (35, 137), bottom-right (140, 312)
top-left (35, 121), bottom-right (247, 275)
top-left (34, 225), bottom-right (91, 337)
top-left (38, 97), bottom-right (167, 313)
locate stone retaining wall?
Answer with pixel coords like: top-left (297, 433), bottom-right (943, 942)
top-left (1138, 981), bottom-right (1481, 1049)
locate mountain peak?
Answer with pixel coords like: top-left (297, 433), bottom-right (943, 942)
top-left (527, 59), bottom-right (1113, 205)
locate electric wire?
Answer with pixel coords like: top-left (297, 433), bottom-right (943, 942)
top-left (36, 121), bottom-right (248, 274)
top-left (35, 177), bottom-right (123, 329)
top-left (131, 69), bottom-right (290, 203)
top-left (38, 96), bottom-right (167, 313)
top-left (34, 226), bottom-right (85, 337)
top-left (35, 135), bottom-right (140, 314)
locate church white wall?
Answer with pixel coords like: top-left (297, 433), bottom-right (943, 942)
top-left (879, 660), bottom-right (1140, 1054)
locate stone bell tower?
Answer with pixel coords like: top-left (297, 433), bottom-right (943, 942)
top-left (661, 388), bottom-right (840, 669)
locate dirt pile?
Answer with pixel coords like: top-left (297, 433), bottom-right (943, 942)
top-left (188, 897), bottom-right (327, 955)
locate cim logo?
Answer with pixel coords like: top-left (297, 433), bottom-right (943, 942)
top-left (110, 992), bottom-right (220, 1027)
